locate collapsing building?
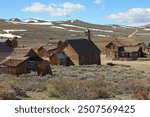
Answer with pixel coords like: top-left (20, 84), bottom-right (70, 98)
top-left (0, 48), bottom-right (52, 76)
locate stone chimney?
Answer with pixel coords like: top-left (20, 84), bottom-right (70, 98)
top-left (85, 28), bottom-right (91, 41)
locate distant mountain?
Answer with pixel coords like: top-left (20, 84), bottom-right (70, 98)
top-left (0, 18), bottom-right (150, 45)
top-left (23, 18), bottom-right (48, 23)
top-left (0, 18), bottom-right (5, 22)
top-left (9, 18), bottom-right (22, 22)
top-left (141, 24), bottom-right (150, 29)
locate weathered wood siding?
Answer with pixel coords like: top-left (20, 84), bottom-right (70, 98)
top-left (50, 55), bottom-right (60, 65)
top-left (106, 44), bottom-right (119, 58)
top-left (64, 44), bottom-right (79, 65)
top-left (38, 48), bottom-right (48, 57)
top-left (11, 39), bottom-right (18, 48)
top-left (79, 53), bottom-right (100, 65)
top-left (50, 55), bottom-right (67, 66)
top-left (6, 60), bottom-right (29, 75)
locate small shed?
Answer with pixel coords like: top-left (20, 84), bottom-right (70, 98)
top-left (50, 51), bottom-right (69, 66)
top-left (0, 57), bottom-right (29, 75)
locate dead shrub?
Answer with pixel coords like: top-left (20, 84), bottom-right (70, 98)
top-left (117, 79), bottom-right (150, 94)
top-left (0, 82), bottom-right (27, 100)
top-left (18, 80), bottom-right (47, 92)
top-left (47, 78), bottom-right (113, 100)
top-left (132, 86), bottom-right (150, 100)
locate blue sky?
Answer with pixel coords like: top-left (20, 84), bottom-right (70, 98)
top-left (0, 0), bottom-right (150, 25)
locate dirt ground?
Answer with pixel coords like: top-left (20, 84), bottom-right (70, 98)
top-left (101, 54), bottom-right (150, 74)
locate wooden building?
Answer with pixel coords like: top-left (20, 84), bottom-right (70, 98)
top-left (49, 29), bottom-right (101, 65)
top-left (50, 51), bottom-right (69, 66)
top-left (0, 48), bottom-right (52, 75)
top-left (122, 46), bottom-right (143, 59)
top-left (133, 42), bottom-right (147, 54)
top-left (12, 48), bottom-right (44, 71)
top-left (63, 39), bottom-right (101, 65)
top-left (105, 42), bottom-right (124, 59)
top-left (0, 57), bottom-right (29, 75)
top-left (7, 38), bottom-right (18, 48)
top-left (0, 38), bottom-right (18, 48)
top-left (38, 45), bottom-right (58, 58)
top-left (105, 42), bottom-right (143, 60)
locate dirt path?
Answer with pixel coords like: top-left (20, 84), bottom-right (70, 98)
top-left (101, 54), bottom-right (150, 74)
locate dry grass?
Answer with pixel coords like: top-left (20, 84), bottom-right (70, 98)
top-left (0, 81), bottom-right (27, 100)
top-left (47, 78), bottom-right (114, 100)
top-left (0, 64), bottom-right (150, 100)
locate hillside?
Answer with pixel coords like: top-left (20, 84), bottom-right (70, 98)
top-left (0, 18), bottom-right (136, 44)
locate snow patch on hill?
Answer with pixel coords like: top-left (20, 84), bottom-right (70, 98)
top-left (68, 29), bottom-right (83, 33)
top-left (94, 34), bottom-right (110, 37)
top-left (143, 28), bottom-right (150, 31)
top-left (90, 28), bottom-right (113, 33)
top-left (60, 24), bottom-right (86, 29)
top-left (0, 33), bottom-right (22, 38)
top-left (3, 29), bottom-right (27, 33)
top-left (50, 26), bottom-right (66, 30)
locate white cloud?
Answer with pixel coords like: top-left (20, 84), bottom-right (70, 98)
top-left (108, 8), bottom-right (150, 25)
top-left (22, 2), bottom-right (86, 17)
top-left (94, 0), bottom-right (103, 4)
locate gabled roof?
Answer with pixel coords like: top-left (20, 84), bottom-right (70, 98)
top-left (1, 57), bottom-right (29, 67)
top-left (133, 42), bottom-right (147, 47)
top-left (105, 41), bottom-right (123, 48)
top-left (11, 47), bottom-right (42, 60)
top-left (12, 48), bottom-right (33, 56)
top-left (124, 46), bottom-right (141, 52)
top-left (66, 39), bottom-right (100, 55)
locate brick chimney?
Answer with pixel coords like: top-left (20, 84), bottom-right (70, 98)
top-left (85, 28), bottom-right (91, 41)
